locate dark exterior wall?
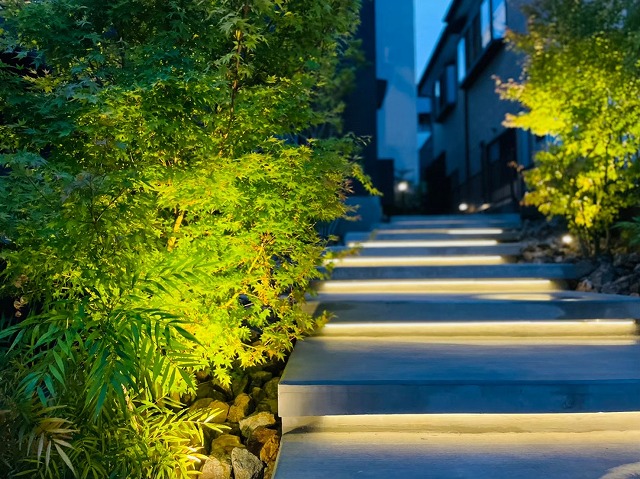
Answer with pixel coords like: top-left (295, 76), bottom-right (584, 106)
top-left (343, 0), bottom-right (379, 195)
top-left (418, 0), bottom-right (533, 212)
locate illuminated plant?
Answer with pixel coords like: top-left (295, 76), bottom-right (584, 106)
top-left (498, 0), bottom-right (640, 254)
top-left (0, 0), bottom-right (370, 476)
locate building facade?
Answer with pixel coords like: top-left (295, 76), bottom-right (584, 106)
top-left (418, 0), bottom-right (536, 214)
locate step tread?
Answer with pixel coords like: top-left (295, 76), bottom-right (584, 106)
top-left (274, 430), bottom-right (640, 479)
top-left (281, 337), bottom-right (640, 385)
top-left (306, 292), bottom-right (640, 321)
top-left (327, 263), bottom-right (581, 280)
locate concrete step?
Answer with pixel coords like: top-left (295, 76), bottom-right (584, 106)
top-left (315, 278), bottom-right (565, 294)
top-left (306, 291), bottom-right (640, 323)
top-left (345, 230), bottom-right (520, 243)
top-left (274, 428), bottom-right (640, 479)
top-left (326, 263), bottom-right (581, 281)
top-left (278, 337), bottom-right (640, 418)
top-left (326, 243), bottom-right (525, 257)
top-left (381, 213), bottom-right (522, 229)
top-left (325, 254), bottom-right (510, 267)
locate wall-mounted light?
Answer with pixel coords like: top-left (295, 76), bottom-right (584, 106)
top-left (458, 202), bottom-right (469, 212)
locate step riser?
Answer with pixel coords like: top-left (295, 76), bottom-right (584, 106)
top-left (345, 232), bottom-right (520, 242)
top-left (327, 244), bottom-right (525, 256)
top-left (316, 279), bottom-right (564, 294)
top-left (282, 412), bottom-right (640, 435)
top-left (319, 321), bottom-right (639, 338)
top-left (327, 264), bottom-right (578, 280)
top-left (307, 298), bottom-right (640, 321)
top-left (279, 382), bottom-right (640, 417)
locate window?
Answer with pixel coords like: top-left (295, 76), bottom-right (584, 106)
top-left (492, 0), bottom-right (506, 40)
top-left (434, 64), bottom-right (457, 121)
top-left (457, 37), bottom-right (466, 83)
top-left (459, 0), bottom-right (508, 83)
top-left (481, 0), bottom-right (491, 48)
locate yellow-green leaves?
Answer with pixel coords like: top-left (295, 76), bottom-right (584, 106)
top-left (498, 0), bottom-right (640, 254)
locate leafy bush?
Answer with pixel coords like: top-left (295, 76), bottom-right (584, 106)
top-left (497, 0), bottom-right (640, 254)
top-left (0, 0), bottom-right (369, 476)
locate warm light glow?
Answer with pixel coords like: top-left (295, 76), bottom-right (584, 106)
top-left (325, 255), bottom-right (506, 267)
top-left (562, 234), bottom-right (574, 245)
top-left (480, 203), bottom-right (491, 211)
top-left (347, 239), bottom-right (499, 248)
top-left (316, 278), bottom-right (558, 294)
top-left (283, 412), bottom-right (640, 435)
top-left (397, 180), bottom-right (409, 192)
top-left (445, 228), bottom-right (504, 235)
top-left (321, 320), bottom-right (638, 337)
top-left (458, 202), bottom-right (469, 211)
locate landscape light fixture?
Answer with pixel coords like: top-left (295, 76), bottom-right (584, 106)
top-left (397, 181), bottom-right (409, 192)
top-left (458, 202), bottom-right (469, 212)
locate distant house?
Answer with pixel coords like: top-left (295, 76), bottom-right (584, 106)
top-left (417, 0), bottom-right (538, 214)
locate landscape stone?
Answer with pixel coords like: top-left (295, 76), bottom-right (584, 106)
top-left (227, 393), bottom-right (253, 423)
top-left (255, 398), bottom-right (278, 415)
top-left (200, 454), bottom-right (232, 479)
top-left (263, 377), bottom-right (279, 399)
top-left (231, 447), bottom-right (264, 479)
top-left (251, 386), bottom-right (266, 404)
top-left (247, 426), bottom-right (280, 463)
top-left (211, 434), bottom-right (244, 456)
top-left (249, 370), bottom-right (273, 388)
top-left (239, 412), bottom-right (276, 437)
top-left (231, 375), bottom-right (250, 397)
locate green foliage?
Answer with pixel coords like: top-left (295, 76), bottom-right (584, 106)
top-left (0, 0), bottom-right (368, 476)
top-left (497, 0), bottom-right (640, 254)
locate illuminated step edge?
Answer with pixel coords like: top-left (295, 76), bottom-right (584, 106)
top-left (324, 255), bottom-right (507, 267)
top-left (348, 239), bottom-right (500, 247)
top-left (370, 228), bottom-right (508, 235)
top-left (344, 231), bottom-right (520, 243)
top-left (325, 243), bottom-right (525, 257)
top-left (315, 279), bottom-right (563, 294)
top-left (318, 320), bottom-right (639, 338)
top-left (281, 411), bottom-right (640, 435)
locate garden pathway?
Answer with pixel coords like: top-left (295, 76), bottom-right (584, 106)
top-left (273, 214), bottom-right (640, 478)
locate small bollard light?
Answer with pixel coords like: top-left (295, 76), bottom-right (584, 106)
top-left (562, 234), bottom-right (573, 245)
top-left (397, 181), bottom-right (409, 192)
top-left (458, 202), bottom-right (469, 212)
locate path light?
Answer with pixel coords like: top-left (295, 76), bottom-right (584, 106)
top-left (458, 202), bottom-right (469, 212)
top-left (397, 181), bottom-right (409, 192)
top-left (562, 234), bottom-right (574, 245)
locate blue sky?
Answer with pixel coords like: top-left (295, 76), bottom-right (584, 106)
top-left (414, 0), bottom-right (452, 81)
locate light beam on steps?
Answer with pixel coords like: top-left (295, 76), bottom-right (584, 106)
top-left (319, 320), bottom-right (639, 338)
top-left (324, 255), bottom-right (507, 267)
top-left (282, 411), bottom-right (640, 435)
top-left (348, 239), bottom-right (500, 248)
top-left (316, 278), bottom-right (561, 294)
top-left (364, 228), bottom-right (506, 235)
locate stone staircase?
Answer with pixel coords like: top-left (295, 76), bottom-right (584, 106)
top-left (273, 214), bottom-right (640, 478)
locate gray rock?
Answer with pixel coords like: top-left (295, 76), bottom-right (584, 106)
top-left (227, 393), bottom-right (253, 423)
top-left (263, 377), bottom-right (279, 399)
top-left (239, 412), bottom-right (276, 438)
top-left (200, 454), bottom-right (232, 479)
top-left (231, 447), bottom-right (264, 479)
